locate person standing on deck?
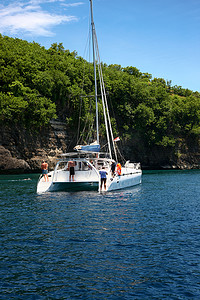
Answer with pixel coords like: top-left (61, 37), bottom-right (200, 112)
top-left (116, 163), bottom-right (122, 176)
top-left (68, 160), bottom-right (75, 182)
top-left (41, 161), bottom-right (49, 182)
top-left (111, 161), bottom-right (116, 177)
top-left (99, 166), bottom-right (108, 191)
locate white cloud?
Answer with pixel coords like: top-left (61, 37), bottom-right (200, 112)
top-left (61, 2), bottom-right (84, 7)
top-left (0, 1), bottom-right (78, 36)
top-left (29, 0), bottom-right (64, 4)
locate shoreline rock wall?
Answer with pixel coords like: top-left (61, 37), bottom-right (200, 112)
top-left (0, 121), bottom-right (71, 174)
top-left (0, 122), bottom-right (199, 174)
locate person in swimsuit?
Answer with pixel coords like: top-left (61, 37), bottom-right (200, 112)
top-left (68, 160), bottom-right (75, 182)
top-left (41, 161), bottom-right (49, 182)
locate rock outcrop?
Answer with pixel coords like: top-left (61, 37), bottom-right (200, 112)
top-left (0, 145), bottom-right (30, 174)
top-left (0, 121), bottom-right (72, 174)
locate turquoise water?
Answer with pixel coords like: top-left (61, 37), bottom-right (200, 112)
top-left (0, 170), bottom-right (200, 299)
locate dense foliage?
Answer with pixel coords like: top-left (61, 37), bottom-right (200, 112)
top-left (0, 34), bottom-right (200, 152)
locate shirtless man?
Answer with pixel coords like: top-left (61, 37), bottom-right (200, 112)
top-left (41, 161), bottom-right (49, 182)
top-left (68, 160), bottom-right (75, 182)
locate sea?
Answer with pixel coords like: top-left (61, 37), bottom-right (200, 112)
top-left (0, 170), bottom-right (200, 299)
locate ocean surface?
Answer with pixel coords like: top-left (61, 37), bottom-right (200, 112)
top-left (0, 170), bottom-right (200, 299)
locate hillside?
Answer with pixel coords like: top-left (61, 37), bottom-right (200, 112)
top-left (0, 35), bottom-right (200, 173)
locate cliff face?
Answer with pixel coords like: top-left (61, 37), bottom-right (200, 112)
top-left (0, 121), bottom-right (71, 174)
top-left (0, 122), bottom-right (199, 174)
top-left (125, 134), bottom-right (200, 170)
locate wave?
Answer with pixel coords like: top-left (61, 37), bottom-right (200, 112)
top-left (6, 178), bottom-right (32, 182)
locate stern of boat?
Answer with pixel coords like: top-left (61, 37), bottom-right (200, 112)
top-left (37, 171), bottom-right (54, 194)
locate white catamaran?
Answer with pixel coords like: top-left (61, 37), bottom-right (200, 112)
top-left (37, 0), bottom-right (142, 194)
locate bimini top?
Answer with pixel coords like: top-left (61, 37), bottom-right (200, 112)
top-left (60, 151), bottom-right (112, 159)
top-left (74, 141), bottom-right (100, 153)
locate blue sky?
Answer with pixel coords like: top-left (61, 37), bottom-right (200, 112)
top-left (0, 0), bottom-right (200, 92)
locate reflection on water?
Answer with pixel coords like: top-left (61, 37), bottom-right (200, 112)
top-left (0, 171), bottom-right (200, 299)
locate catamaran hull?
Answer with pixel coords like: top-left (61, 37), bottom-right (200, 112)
top-left (48, 181), bottom-right (99, 192)
top-left (37, 178), bottom-right (99, 193)
top-left (107, 172), bottom-right (142, 191)
top-left (37, 175), bottom-right (141, 193)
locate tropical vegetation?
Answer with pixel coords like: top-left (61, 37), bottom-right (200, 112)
top-left (0, 34), bottom-right (199, 156)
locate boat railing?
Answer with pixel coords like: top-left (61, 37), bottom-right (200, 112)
top-left (51, 159), bottom-right (101, 183)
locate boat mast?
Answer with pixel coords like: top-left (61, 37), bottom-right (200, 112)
top-left (90, 0), bottom-right (99, 145)
top-left (89, 0), bottom-right (118, 161)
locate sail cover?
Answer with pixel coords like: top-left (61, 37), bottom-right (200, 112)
top-left (74, 141), bottom-right (100, 152)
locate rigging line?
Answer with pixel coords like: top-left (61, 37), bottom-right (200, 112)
top-left (66, 125), bottom-right (78, 152)
top-left (77, 98), bottom-right (93, 145)
top-left (77, 96), bottom-right (83, 144)
top-left (85, 121), bottom-right (94, 143)
top-left (90, 0), bottom-right (99, 145)
top-left (101, 142), bottom-right (108, 150)
top-left (109, 92), bottom-right (127, 162)
top-left (116, 143), bottom-right (126, 164)
top-left (84, 97), bottom-right (95, 143)
top-left (94, 40), bottom-right (112, 158)
top-left (109, 95), bottom-right (126, 161)
top-left (94, 31), bottom-right (118, 161)
top-left (77, 6), bottom-right (92, 146)
top-left (98, 65), bottom-right (112, 157)
top-left (79, 8), bottom-right (92, 95)
top-left (77, 47), bottom-right (89, 145)
top-left (94, 33), bottom-right (115, 146)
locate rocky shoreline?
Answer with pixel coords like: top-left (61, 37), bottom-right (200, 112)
top-left (0, 121), bottom-right (199, 174)
top-left (0, 121), bottom-right (70, 174)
